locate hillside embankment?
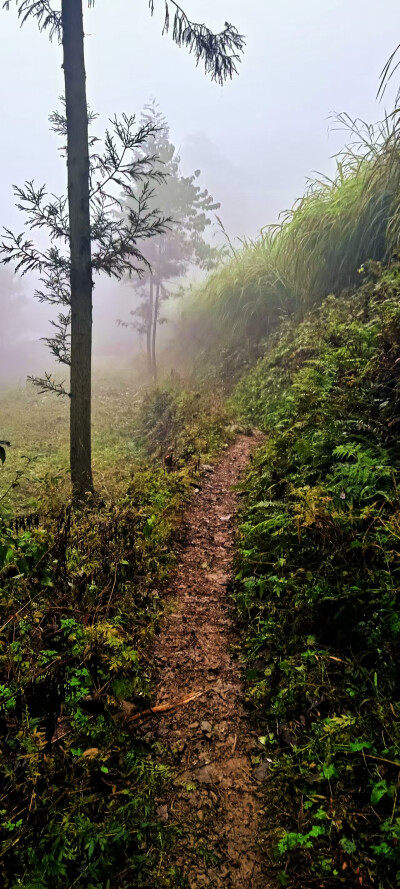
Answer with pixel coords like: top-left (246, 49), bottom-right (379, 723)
top-left (230, 262), bottom-right (400, 888)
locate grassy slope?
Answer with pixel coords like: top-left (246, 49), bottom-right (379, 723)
top-left (232, 263), bottom-right (400, 888)
top-left (177, 114), bottom-right (400, 384)
top-left (0, 379), bottom-right (233, 889)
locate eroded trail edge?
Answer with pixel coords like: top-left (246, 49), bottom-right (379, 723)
top-left (149, 434), bottom-right (269, 888)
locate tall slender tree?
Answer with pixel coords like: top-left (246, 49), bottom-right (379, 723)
top-left (62, 0), bottom-right (93, 496)
top-left (3, 0), bottom-right (245, 499)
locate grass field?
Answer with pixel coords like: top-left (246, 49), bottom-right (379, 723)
top-left (0, 365), bottom-right (148, 513)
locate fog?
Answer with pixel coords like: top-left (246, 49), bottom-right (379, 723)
top-left (0, 0), bottom-right (399, 384)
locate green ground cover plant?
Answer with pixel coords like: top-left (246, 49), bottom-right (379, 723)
top-left (0, 379), bottom-right (231, 888)
top-left (233, 262), bottom-right (400, 888)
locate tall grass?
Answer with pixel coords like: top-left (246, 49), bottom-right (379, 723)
top-left (179, 228), bottom-right (293, 363)
top-left (281, 113), bottom-right (400, 299)
top-left (179, 110), bottom-right (400, 366)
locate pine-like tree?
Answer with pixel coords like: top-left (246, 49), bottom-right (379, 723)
top-left (3, 0), bottom-right (245, 498)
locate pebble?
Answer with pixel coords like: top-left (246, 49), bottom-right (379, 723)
top-left (156, 804), bottom-right (169, 822)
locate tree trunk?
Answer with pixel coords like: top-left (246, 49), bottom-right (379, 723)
top-left (152, 282), bottom-right (160, 383)
top-left (147, 275), bottom-right (154, 376)
top-left (62, 0), bottom-right (94, 499)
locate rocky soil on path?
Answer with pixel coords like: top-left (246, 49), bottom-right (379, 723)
top-left (141, 434), bottom-right (272, 888)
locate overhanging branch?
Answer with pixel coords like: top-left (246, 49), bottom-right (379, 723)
top-left (148, 0), bottom-right (245, 84)
top-left (3, 0), bottom-right (62, 39)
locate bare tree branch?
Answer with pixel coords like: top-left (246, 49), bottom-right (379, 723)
top-left (27, 372), bottom-right (70, 397)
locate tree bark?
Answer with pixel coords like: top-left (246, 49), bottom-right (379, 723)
top-left (152, 282), bottom-right (160, 383)
top-left (147, 275), bottom-right (154, 376)
top-left (62, 0), bottom-right (94, 499)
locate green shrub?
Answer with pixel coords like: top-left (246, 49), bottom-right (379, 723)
top-left (233, 263), bottom-right (400, 887)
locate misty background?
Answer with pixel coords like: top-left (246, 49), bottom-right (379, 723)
top-left (1, 0), bottom-right (399, 385)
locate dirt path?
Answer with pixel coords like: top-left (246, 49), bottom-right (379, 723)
top-left (147, 435), bottom-right (271, 888)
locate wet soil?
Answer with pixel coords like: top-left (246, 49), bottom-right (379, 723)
top-left (148, 435), bottom-right (271, 888)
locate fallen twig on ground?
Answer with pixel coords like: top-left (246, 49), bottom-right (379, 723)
top-left (127, 689), bottom-right (206, 723)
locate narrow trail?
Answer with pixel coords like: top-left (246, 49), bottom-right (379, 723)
top-left (148, 434), bottom-right (270, 888)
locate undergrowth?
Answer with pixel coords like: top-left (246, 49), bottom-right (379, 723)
top-left (0, 382), bottom-right (231, 888)
top-left (233, 262), bottom-right (400, 888)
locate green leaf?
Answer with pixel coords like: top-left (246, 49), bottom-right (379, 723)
top-left (246, 669), bottom-right (258, 681)
top-left (341, 837), bottom-right (357, 854)
top-left (143, 515), bottom-right (156, 538)
top-left (371, 780), bottom-right (388, 805)
top-left (321, 763), bottom-right (338, 780)
top-left (350, 740), bottom-right (372, 752)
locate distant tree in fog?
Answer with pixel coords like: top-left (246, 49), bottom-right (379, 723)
top-left (118, 101), bottom-right (223, 382)
top-left (3, 0), bottom-right (245, 499)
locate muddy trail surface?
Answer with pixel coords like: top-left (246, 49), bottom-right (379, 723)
top-left (146, 435), bottom-right (271, 888)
